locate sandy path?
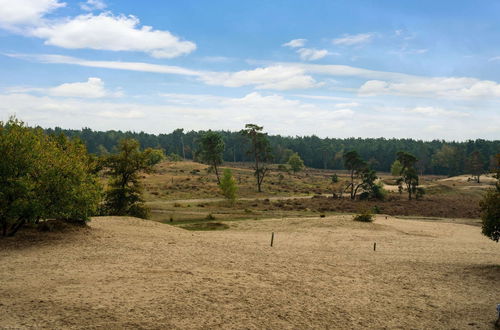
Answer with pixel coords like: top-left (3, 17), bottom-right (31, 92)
top-left (1, 216), bottom-right (499, 329)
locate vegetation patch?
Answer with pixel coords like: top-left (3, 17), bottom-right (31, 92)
top-left (179, 222), bottom-right (230, 231)
top-left (353, 211), bottom-right (374, 222)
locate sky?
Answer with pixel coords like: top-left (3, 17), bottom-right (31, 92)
top-left (0, 0), bottom-right (499, 140)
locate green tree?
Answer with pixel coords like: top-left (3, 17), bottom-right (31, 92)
top-left (102, 139), bottom-right (164, 218)
top-left (432, 144), bottom-right (462, 176)
top-left (240, 124), bottom-right (272, 192)
top-left (343, 150), bottom-right (367, 199)
top-left (287, 152), bottom-right (305, 173)
top-left (396, 151), bottom-right (419, 200)
top-left (479, 154), bottom-right (500, 242)
top-left (391, 160), bottom-right (403, 176)
top-left (196, 130), bottom-right (225, 183)
top-left (467, 151), bottom-right (483, 183)
top-left (219, 168), bottom-right (238, 205)
top-left (0, 118), bottom-right (101, 237)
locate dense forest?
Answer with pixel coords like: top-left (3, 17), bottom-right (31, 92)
top-left (44, 127), bottom-right (500, 176)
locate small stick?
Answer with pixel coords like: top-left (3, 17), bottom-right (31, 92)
top-left (271, 232), bottom-right (274, 247)
top-left (373, 242), bottom-right (376, 251)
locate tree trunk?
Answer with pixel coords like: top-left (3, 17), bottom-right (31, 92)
top-left (8, 219), bottom-right (25, 237)
top-left (350, 170), bottom-right (355, 199)
top-left (214, 162), bottom-right (220, 184)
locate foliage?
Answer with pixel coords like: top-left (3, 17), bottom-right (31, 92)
top-left (343, 150), bottom-right (367, 200)
top-left (416, 187), bottom-right (426, 200)
top-left (102, 138), bottom-right (164, 218)
top-left (391, 160), bottom-right (403, 176)
top-left (331, 174), bottom-right (339, 183)
top-left (277, 164), bottom-right (290, 173)
top-left (196, 130), bottom-right (225, 183)
top-left (480, 155), bottom-right (500, 242)
top-left (240, 124), bottom-right (272, 192)
top-left (432, 144), bottom-right (462, 176)
top-left (396, 151), bottom-right (420, 200)
top-left (0, 118), bottom-right (101, 237)
top-left (287, 152), bottom-right (305, 173)
top-left (48, 127), bottom-right (500, 176)
top-left (480, 188), bottom-right (500, 242)
top-left (466, 151), bottom-right (483, 183)
top-left (167, 153), bottom-right (183, 162)
top-left (219, 168), bottom-right (238, 204)
top-left (353, 210), bottom-right (374, 222)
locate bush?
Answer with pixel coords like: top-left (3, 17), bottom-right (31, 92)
top-left (480, 188), bottom-right (500, 242)
top-left (0, 118), bottom-right (101, 237)
top-left (416, 187), bottom-right (426, 200)
top-left (353, 211), bottom-right (374, 222)
top-left (219, 169), bottom-right (238, 204)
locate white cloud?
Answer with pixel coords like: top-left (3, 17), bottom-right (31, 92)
top-left (199, 65), bottom-right (321, 90)
top-left (488, 56), bottom-right (500, 62)
top-left (0, 0), bottom-right (65, 29)
top-left (359, 77), bottom-right (500, 99)
top-left (49, 77), bottom-right (121, 98)
top-left (10, 53), bottom-right (500, 98)
top-left (99, 110), bottom-right (143, 118)
top-left (1, 91), bottom-right (498, 140)
top-left (283, 38), bottom-right (307, 48)
top-left (10, 53), bottom-right (201, 75)
top-left (31, 13), bottom-right (196, 58)
top-left (297, 48), bottom-right (329, 61)
top-left (5, 77), bottom-right (122, 98)
top-left (335, 102), bottom-right (359, 109)
top-left (80, 0), bottom-right (106, 11)
top-left (407, 106), bottom-right (469, 117)
top-left (333, 33), bottom-right (374, 46)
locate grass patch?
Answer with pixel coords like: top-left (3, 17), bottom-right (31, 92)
top-left (179, 222), bottom-right (230, 231)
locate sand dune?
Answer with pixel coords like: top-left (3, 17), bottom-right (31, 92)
top-left (1, 216), bottom-right (499, 329)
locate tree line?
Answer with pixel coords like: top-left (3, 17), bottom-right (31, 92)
top-left (45, 126), bottom-right (500, 176)
top-left (1, 118), bottom-right (499, 243)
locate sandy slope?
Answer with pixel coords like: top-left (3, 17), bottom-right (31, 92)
top-left (1, 216), bottom-right (499, 329)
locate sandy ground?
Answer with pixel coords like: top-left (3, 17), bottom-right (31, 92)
top-left (1, 216), bottom-right (499, 329)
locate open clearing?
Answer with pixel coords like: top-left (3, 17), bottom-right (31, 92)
top-left (1, 216), bottom-right (499, 329)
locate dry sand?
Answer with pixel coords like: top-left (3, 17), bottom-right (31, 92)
top-left (1, 216), bottom-right (499, 329)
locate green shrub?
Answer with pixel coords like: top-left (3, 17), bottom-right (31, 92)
top-left (219, 169), bottom-right (238, 204)
top-left (480, 188), bottom-right (500, 242)
top-left (353, 211), bottom-right (374, 222)
top-left (0, 118), bottom-right (101, 237)
top-left (416, 187), bottom-right (426, 200)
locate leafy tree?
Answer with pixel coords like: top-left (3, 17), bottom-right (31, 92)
top-left (0, 118), bottom-right (101, 237)
top-left (343, 150), bottom-right (367, 200)
top-left (240, 124), bottom-right (272, 192)
top-left (396, 151), bottom-right (419, 200)
top-left (467, 151), bottom-right (483, 183)
top-left (196, 130), bottom-right (225, 183)
top-left (102, 139), bottom-right (164, 218)
top-left (391, 160), bottom-right (403, 176)
top-left (287, 152), bottom-right (305, 173)
top-left (432, 144), bottom-right (462, 176)
top-left (479, 155), bottom-right (500, 242)
top-left (219, 168), bottom-right (238, 205)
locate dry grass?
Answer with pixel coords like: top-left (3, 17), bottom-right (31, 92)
top-left (1, 216), bottom-right (499, 329)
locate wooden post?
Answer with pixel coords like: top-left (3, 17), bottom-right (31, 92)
top-left (271, 232), bottom-right (274, 247)
top-left (373, 242), bottom-right (376, 251)
top-left (496, 304), bottom-right (500, 327)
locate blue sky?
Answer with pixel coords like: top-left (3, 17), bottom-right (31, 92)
top-left (0, 0), bottom-right (499, 140)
